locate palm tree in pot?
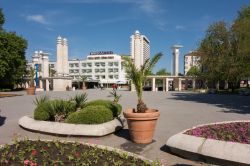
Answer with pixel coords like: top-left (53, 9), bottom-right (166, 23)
top-left (123, 52), bottom-right (163, 144)
top-left (26, 67), bottom-right (36, 95)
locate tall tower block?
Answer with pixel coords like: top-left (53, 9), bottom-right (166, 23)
top-left (56, 36), bottom-right (63, 76)
top-left (130, 30), bottom-right (150, 69)
top-left (171, 45), bottom-right (183, 76)
top-left (62, 38), bottom-right (69, 75)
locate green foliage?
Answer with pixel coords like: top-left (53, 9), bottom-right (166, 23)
top-left (66, 105), bottom-right (113, 124)
top-left (71, 93), bottom-right (88, 109)
top-left (0, 8), bottom-right (4, 30)
top-left (34, 102), bottom-right (52, 121)
top-left (33, 95), bottom-right (49, 106)
top-left (109, 89), bottom-right (121, 103)
top-left (84, 99), bottom-right (122, 117)
top-left (123, 53), bottom-right (162, 112)
top-left (155, 68), bottom-right (170, 76)
top-left (0, 9), bottom-right (27, 89)
top-left (34, 100), bottom-right (76, 121)
top-left (186, 66), bottom-right (201, 76)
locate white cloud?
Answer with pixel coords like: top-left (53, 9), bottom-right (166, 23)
top-left (175, 25), bottom-right (185, 31)
top-left (26, 15), bottom-right (49, 25)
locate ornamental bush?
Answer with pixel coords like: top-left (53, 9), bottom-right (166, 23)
top-left (84, 100), bottom-right (122, 117)
top-left (34, 100), bottom-right (76, 121)
top-left (66, 105), bottom-right (113, 124)
top-left (34, 102), bottom-right (52, 121)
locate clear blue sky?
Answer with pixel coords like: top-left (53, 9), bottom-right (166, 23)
top-left (1, 0), bottom-right (249, 73)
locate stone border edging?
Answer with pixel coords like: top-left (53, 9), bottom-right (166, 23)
top-left (166, 120), bottom-right (250, 165)
top-left (19, 116), bottom-right (125, 136)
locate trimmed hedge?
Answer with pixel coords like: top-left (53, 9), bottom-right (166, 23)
top-left (66, 105), bottom-right (113, 124)
top-left (34, 100), bottom-right (75, 121)
top-left (84, 100), bottom-right (122, 117)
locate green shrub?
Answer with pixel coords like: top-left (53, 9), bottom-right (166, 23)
top-left (34, 102), bottom-right (52, 121)
top-left (49, 100), bottom-right (75, 116)
top-left (84, 100), bottom-right (122, 117)
top-left (34, 100), bottom-right (76, 121)
top-left (66, 105), bottom-right (113, 124)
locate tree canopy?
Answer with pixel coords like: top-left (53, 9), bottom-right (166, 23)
top-left (155, 68), bottom-right (171, 76)
top-left (0, 9), bottom-right (27, 89)
top-left (197, 5), bottom-right (250, 89)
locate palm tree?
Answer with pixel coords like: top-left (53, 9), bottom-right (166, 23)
top-left (80, 75), bottom-right (88, 90)
top-left (123, 53), bottom-right (163, 113)
top-left (28, 67), bottom-right (36, 87)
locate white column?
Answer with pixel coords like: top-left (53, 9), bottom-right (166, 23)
top-left (178, 78), bottom-right (182, 91)
top-left (192, 78), bottom-right (196, 90)
top-left (46, 80), bottom-right (49, 91)
top-left (163, 78), bottom-right (166, 91)
top-left (56, 36), bottom-right (63, 76)
top-left (62, 38), bottom-right (69, 75)
top-left (152, 77), bottom-right (156, 91)
top-left (165, 78), bottom-right (169, 91)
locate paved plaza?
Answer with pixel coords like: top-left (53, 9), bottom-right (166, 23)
top-left (0, 89), bottom-right (250, 165)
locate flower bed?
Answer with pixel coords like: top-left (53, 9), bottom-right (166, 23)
top-left (184, 122), bottom-right (250, 144)
top-left (0, 140), bottom-right (160, 165)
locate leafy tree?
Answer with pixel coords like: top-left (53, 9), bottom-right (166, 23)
top-left (123, 53), bottom-right (162, 113)
top-left (155, 68), bottom-right (170, 75)
top-left (0, 8), bottom-right (4, 30)
top-left (198, 21), bottom-right (231, 90)
top-left (186, 66), bottom-right (200, 76)
top-left (231, 6), bottom-right (250, 83)
top-left (0, 9), bottom-right (27, 89)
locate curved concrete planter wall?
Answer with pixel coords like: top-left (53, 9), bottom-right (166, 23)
top-left (19, 116), bottom-right (125, 136)
top-left (166, 120), bottom-right (250, 165)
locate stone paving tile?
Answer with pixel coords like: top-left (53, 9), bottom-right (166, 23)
top-left (1, 89), bottom-right (250, 165)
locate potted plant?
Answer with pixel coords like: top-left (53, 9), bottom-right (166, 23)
top-left (123, 53), bottom-right (163, 144)
top-left (26, 67), bottom-right (36, 95)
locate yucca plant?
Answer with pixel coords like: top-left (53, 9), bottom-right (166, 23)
top-left (109, 89), bottom-right (122, 103)
top-left (123, 53), bottom-right (163, 113)
top-left (33, 95), bottom-right (49, 106)
top-left (71, 93), bottom-right (88, 111)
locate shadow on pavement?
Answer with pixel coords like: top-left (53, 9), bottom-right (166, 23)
top-left (170, 93), bottom-right (250, 114)
top-left (0, 116), bottom-right (6, 126)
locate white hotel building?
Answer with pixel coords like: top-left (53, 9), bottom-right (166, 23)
top-left (48, 51), bottom-right (127, 88)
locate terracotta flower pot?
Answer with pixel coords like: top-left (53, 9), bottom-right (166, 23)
top-left (26, 87), bottom-right (36, 95)
top-left (123, 108), bottom-right (160, 144)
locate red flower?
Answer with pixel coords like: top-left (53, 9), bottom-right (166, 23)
top-left (24, 159), bottom-right (30, 165)
top-left (74, 152), bottom-right (80, 158)
top-left (31, 149), bottom-right (38, 156)
top-left (30, 163), bottom-right (38, 166)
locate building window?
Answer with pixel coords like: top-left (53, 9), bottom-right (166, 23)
top-left (82, 63), bottom-right (86, 67)
top-left (82, 69), bottom-right (86, 73)
top-left (95, 69), bottom-right (99, 73)
top-left (114, 62), bottom-right (118, 66)
top-left (87, 63), bottom-right (92, 67)
top-left (108, 62), bottom-right (113, 66)
top-left (108, 69), bottom-right (113, 73)
top-left (114, 75), bottom-right (119, 79)
top-left (109, 75), bottom-right (113, 79)
top-left (114, 68), bottom-right (118, 73)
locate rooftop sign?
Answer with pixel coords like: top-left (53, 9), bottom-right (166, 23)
top-left (90, 51), bottom-right (113, 55)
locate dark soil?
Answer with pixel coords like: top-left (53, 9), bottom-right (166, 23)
top-left (0, 93), bottom-right (22, 98)
top-left (0, 140), bottom-right (155, 166)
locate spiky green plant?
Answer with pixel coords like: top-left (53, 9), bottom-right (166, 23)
top-left (109, 89), bottom-right (122, 103)
top-left (71, 93), bottom-right (88, 110)
top-left (28, 67), bottom-right (36, 87)
top-left (33, 95), bottom-right (49, 106)
top-left (123, 53), bottom-right (163, 113)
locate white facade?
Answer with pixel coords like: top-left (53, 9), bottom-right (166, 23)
top-left (31, 50), bottom-right (49, 78)
top-left (171, 45), bottom-right (183, 76)
top-left (56, 36), bottom-right (69, 76)
top-left (184, 51), bottom-right (200, 75)
top-left (49, 52), bottom-right (127, 84)
top-left (130, 30), bottom-right (150, 68)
